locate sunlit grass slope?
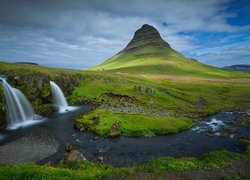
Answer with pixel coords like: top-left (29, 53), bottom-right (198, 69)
top-left (89, 24), bottom-right (250, 79)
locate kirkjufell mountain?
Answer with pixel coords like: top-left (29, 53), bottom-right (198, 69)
top-left (90, 24), bottom-right (241, 77)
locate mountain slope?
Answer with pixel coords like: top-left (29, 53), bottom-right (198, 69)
top-left (223, 64), bottom-right (250, 73)
top-left (89, 24), bottom-right (249, 78)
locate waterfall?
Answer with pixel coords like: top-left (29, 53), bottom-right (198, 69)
top-left (0, 77), bottom-right (37, 129)
top-left (50, 81), bottom-right (69, 112)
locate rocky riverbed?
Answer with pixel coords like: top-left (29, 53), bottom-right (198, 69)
top-left (0, 128), bottom-right (59, 164)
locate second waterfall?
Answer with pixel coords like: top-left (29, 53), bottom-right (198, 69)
top-left (50, 81), bottom-right (69, 112)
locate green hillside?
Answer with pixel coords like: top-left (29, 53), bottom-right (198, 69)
top-left (89, 24), bottom-right (249, 79)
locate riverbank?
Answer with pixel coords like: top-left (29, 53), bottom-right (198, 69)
top-left (0, 145), bottom-right (249, 179)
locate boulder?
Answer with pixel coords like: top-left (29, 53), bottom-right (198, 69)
top-left (97, 156), bottom-right (104, 163)
top-left (66, 143), bottom-right (78, 152)
top-left (134, 86), bottom-right (154, 95)
top-left (63, 150), bottom-right (87, 163)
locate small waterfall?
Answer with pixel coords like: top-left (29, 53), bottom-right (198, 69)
top-left (50, 81), bottom-right (69, 112)
top-left (0, 77), bottom-right (37, 129)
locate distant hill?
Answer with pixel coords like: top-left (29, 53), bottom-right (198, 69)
top-left (223, 65), bottom-right (250, 73)
top-left (89, 24), bottom-right (248, 78)
top-left (15, 62), bottom-right (39, 66)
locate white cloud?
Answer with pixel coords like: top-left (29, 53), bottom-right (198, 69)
top-left (0, 0), bottom-right (249, 68)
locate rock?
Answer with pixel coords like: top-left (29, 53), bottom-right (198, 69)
top-left (83, 96), bottom-right (88, 103)
top-left (225, 127), bottom-right (237, 134)
top-left (108, 121), bottom-right (122, 137)
top-left (80, 125), bottom-right (88, 132)
top-left (207, 130), bottom-right (215, 137)
top-left (240, 137), bottom-right (250, 144)
top-left (66, 143), bottom-right (78, 152)
top-left (92, 114), bottom-right (100, 125)
top-left (63, 150), bottom-right (86, 163)
top-left (221, 133), bottom-right (229, 138)
top-left (134, 86), bottom-right (154, 95)
top-left (74, 122), bottom-right (88, 132)
top-left (149, 98), bottom-right (154, 105)
top-left (147, 88), bottom-right (154, 95)
top-left (97, 156), bottom-right (104, 162)
top-left (44, 161), bottom-right (53, 166)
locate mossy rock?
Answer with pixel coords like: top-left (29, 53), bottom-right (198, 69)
top-left (108, 121), bottom-right (122, 137)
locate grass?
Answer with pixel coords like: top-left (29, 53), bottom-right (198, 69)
top-left (0, 61), bottom-right (83, 77)
top-left (69, 71), bottom-right (250, 116)
top-left (1, 61), bottom-right (250, 134)
top-left (89, 46), bottom-right (250, 79)
top-left (76, 109), bottom-right (192, 136)
top-left (0, 146), bottom-right (249, 179)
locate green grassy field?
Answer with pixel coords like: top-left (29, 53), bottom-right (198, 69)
top-left (76, 109), bottom-right (192, 136)
top-left (68, 71), bottom-right (250, 136)
top-left (1, 62), bottom-right (250, 136)
top-left (69, 71), bottom-right (250, 114)
top-left (0, 61), bottom-right (83, 77)
top-left (89, 54), bottom-right (250, 79)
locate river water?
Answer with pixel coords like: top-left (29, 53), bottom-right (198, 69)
top-left (0, 105), bottom-right (249, 167)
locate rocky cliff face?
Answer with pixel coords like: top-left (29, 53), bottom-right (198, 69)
top-left (0, 73), bottom-right (84, 128)
top-left (123, 24), bottom-right (171, 53)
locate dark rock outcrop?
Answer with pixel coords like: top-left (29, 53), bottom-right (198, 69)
top-left (66, 143), bottom-right (78, 152)
top-left (123, 24), bottom-right (170, 53)
top-left (134, 86), bottom-right (154, 95)
top-left (0, 73), bottom-right (84, 128)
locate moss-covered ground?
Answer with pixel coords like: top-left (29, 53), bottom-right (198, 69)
top-left (76, 109), bottom-right (192, 136)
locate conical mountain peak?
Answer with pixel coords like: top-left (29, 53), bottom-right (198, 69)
top-left (123, 24), bottom-right (170, 53)
top-left (134, 24), bottom-right (161, 39)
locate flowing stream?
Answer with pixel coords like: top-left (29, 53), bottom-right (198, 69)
top-left (0, 105), bottom-right (249, 166)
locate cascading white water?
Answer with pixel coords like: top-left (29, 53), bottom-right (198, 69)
top-left (50, 81), bottom-right (69, 112)
top-left (0, 77), bottom-right (37, 129)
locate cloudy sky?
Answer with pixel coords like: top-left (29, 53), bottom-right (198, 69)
top-left (0, 0), bottom-right (249, 69)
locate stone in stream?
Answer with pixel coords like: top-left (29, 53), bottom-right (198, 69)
top-left (97, 156), bottom-right (104, 163)
top-left (66, 142), bottom-right (78, 152)
top-left (63, 150), bottom-right (87, 163)
top-left (74, 122), bottom-right (88, 132)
